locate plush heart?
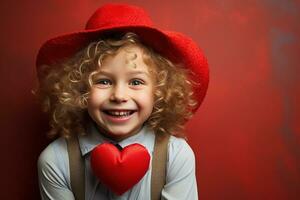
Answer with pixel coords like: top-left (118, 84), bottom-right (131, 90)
top-left (90, 143), bottom-right (150, 195)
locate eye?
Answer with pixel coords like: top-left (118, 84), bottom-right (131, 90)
top-left (130, 79), bottom-right (144, 86)
top-left (95, 79), bottom-right (112, 85)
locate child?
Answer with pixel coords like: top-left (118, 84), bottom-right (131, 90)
top-left (36, 3), bottom-right (209, 200)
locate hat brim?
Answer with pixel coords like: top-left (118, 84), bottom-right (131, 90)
top-left (36, 25), bottom-right (209, 111)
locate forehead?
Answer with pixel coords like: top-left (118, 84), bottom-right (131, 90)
top-left (100, 45), bottom-right (150, 72)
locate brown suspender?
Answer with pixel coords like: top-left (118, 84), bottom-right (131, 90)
top-left (151, 133), bottom-right (170, 200)
top-left (67, 133), bottom-right (170, 200)
top-left (66, 136), bottom-right (85, 200)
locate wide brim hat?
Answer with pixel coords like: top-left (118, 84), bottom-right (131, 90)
top-left (36, 3), bottom-right (209, 112)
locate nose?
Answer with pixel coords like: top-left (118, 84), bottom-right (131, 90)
top-left (109, 84), bottom-right (128, 103)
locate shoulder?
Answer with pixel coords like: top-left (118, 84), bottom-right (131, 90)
top-left (38, 137), bottom-right (68, 167)
top-left (165, 135), bottom-right (196, 183)
top-left (168, 136), bottom-right (195, 165)
top-left (37, 137), bottom-right (70, 187)
top-left (166, 136), bottom-right (195, 176)
top-left (162, 136), bottom-right (198, 199)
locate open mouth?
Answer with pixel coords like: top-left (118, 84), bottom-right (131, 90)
top-left (102, 110), bottom-right (136, 118)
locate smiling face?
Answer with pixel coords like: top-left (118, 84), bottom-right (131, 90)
top-left (87, 45), bottom-right (155, 141)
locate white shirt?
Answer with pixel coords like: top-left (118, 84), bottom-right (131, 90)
top-left (37, 124), bottom-right (198, 200)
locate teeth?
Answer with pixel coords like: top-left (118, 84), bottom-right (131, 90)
top-left (107, 111), bottom-right (132, 116)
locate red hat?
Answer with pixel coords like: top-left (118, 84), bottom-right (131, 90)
top-left (36, 3), bottom-right (209, 111)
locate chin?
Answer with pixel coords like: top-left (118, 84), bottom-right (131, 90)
top-left (106, 126), bottom-right (140, 139)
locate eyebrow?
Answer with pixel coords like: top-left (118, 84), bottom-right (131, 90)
top-left (95, 70), bottom-right (150, 77)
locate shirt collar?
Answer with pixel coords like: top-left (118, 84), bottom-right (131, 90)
top-left (78, 122), bottom-right (155, 156)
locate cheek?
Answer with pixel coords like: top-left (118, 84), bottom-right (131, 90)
top-left (88, 89), bottom-right (105, 107)
top-left (136, 90), bottom-right (154, 110)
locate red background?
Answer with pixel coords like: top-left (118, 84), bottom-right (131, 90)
top-left (1, 0), bottom-right (299, 199)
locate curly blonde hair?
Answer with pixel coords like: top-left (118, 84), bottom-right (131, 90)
top-left (34, 32), bottom-right (197, 139)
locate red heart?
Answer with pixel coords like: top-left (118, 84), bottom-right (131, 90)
top-left (90, 143), bottom-right (150, 195)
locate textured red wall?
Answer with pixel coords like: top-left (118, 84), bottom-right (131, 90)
top-left (1, 0), bottom-right (299, 199)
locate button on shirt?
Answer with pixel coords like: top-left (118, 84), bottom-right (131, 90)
top-left (38, 124), bottom-right (198, 200)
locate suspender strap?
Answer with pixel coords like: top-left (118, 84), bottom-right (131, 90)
top-left (66, 136), bottom-right (85, 200)
top-left (151, 133), bottom-right (170, 200)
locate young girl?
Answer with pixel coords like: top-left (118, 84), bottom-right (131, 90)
top-left (36, 3), bottom-right (209, 200)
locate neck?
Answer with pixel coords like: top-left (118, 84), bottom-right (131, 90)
top-left (91, 121), bottom-right (143, 142)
